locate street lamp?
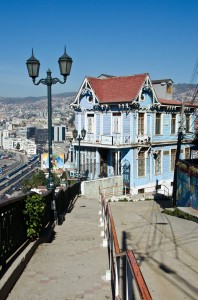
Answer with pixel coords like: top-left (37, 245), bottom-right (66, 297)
top-left (72, 128), bottom-right (86, 181)
top-left (26, 47), bottom-right (72, 216)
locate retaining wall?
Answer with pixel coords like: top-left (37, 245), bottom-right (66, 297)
top-left (81, 176), bottom-right (123, 198)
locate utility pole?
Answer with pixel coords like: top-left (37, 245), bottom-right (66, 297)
top-left (172, 103), bottom-right (185, 206)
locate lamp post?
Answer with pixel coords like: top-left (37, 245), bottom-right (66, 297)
top-left (72, 128), bottom-right (86, 181)
top-left (26, 47), bottom-right (72, 217)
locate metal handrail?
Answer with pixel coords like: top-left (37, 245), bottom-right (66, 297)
top-left (100, 190), bottom-right (153, 300)
top-left (126, 250), bottom-right (152, 300)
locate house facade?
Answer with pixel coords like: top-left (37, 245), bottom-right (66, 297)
top-left (71, 73), bottom-right (197, 195)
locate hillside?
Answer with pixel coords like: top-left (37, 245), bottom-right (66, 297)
top-left (0, 92), bottom-right (77, 104)
top-left (173, 83), bottom-right (198, 103)
top-left (0, 84), bottom-right (197, 104)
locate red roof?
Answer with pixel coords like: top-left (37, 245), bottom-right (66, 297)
top-left (87, 74), bottom-right (147, 103)
top-left (159, 98), bottom-right (198, 108)
top-left (183, 102), bottom-right (198, 108)
top-left (158, 98), bottom-right (181, 106)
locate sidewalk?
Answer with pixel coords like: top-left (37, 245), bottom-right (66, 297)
top-left (6, 196), bottom-right (112, 300)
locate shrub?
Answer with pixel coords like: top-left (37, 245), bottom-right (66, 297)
top-left (162, 208), bottom-right (198, 223)
top-left (23, 194), bottom-right (46, 239)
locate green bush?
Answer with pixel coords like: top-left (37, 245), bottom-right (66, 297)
top-left (23, 194), bottom-right (46, 239)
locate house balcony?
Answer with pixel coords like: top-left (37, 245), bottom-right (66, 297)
top-left (81, 133), bottom-right (131, 146)
top-left (74, 133), bottom-right (154, 147)
top-left (136, 134), bottom-right (151, 145)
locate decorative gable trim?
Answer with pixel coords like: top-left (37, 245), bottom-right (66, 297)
top-left (136, 74), bottom-right (160, 108)
top-left (71, 77), bottom-right (99, 110)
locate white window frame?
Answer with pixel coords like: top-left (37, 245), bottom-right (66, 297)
top-left (112, 112), bottom-right (122, 134)
top-left (185, 114), bottom-right (191, 133)
top-left (155, 113), bottom-right (163, 135)
top-left (137, 112), bottom-right (147, 136)
top-left (170, 113), bottom-right (177, 135)
top-left (86, 113), bottom-right (95, 134)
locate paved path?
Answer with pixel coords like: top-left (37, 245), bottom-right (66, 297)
top-left (6, 196), bottom-right (198, 300)
top-left (110, 200), bottom-right (198, 300)
top-left (7, 196), bottom-right (112, 300)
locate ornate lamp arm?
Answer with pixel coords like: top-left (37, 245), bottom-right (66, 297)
top-left (32, 69), bottom-right (67, 86)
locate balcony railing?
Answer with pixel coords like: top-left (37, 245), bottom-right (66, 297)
top-left (81, 134), bottom-right (131, 146)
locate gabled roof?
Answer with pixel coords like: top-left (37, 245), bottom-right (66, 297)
top-left (87, 74), bottom-right (147, 103)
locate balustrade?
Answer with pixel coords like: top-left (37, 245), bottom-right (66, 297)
top-left (0, 182), bottom-right (80, 270)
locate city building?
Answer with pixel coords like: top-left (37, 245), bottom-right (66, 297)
top-left (35, 128), bottom-right (48, 144)
top-left (71, 73), bottom-right (197, 195)
top-left (52, 125), bottom-right (66, 142)
top-left (27, 127), bottom-right (36, 139)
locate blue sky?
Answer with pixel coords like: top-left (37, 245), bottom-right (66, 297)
top-left (0, 0), bottom-right (197, 97)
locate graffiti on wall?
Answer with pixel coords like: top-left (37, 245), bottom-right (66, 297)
top-left (177, 160), bottom-right (198, 209)
top-left (41, 153), bottom-right (65, 173)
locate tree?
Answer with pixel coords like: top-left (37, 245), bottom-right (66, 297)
top-left (22, 170), bottom-right (60, 190)
top-left (60, 171), bottom-right (68, 181)
top-left (23, 170), bottom-right (47, 190)
top-left (53, 173), bottom-right (60, 187)
top-left (16, 142), bottom-right (20, 150)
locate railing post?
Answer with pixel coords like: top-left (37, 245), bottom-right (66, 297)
top-left (126, 255), bottom-right (133, 300)
top-left (115, 255), bottom-right (120, 297)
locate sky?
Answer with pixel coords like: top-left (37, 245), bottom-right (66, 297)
top-left (0, 0), bottom-right (197, 97)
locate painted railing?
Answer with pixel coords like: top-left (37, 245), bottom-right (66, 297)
top-left (82, 134), bottom-right (131, 145)
top-left (0, 183), bottom-right (80, 270)
top-left (100, 190), bottom-right (152, 300)
top-left (144, 184), bottom-right (170, 198)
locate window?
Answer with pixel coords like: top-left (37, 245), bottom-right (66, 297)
top-left (155, 113), bottom-right (161, 135)
top-left (155, 150), bottom-right (162, 174)
top-left (185, 147), bottom-right (190, 159)
top-left (138, 151), bottom-right (145, 177)
top-left (138, 113), bottom-right (144, 135)
top-left (171, 149), bottom-right (176, 171)
top-left (112, 113), bottom-right (121, 133)
top-left (171, 114), bottom-right (176, 134)
top-left (87, 114), bottom-right (94, 133)
top-left (166, 84), bottom-right (172, 94)
top-left (186, 114), bottom-right (190, 133)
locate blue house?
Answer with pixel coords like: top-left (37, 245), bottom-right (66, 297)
top-left (71, 73), bottom-right (197, 195)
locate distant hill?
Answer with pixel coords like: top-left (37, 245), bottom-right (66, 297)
top-left (173, 83), bottom-right (198, 102)
top-left (0, 92), bottom-right (77, 104)
top-left (0, 84), bottom-right (197, 104)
